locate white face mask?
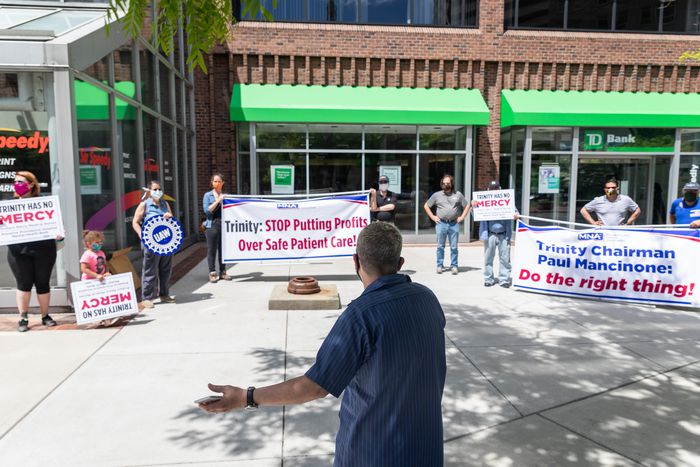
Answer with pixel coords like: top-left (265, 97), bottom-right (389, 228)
top-left (151, 189), bottom-right (163, 200)
top-left (379, 183), bottom-right (389, 191)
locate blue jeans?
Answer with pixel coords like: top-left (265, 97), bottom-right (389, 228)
top-left (436, 221), bottom-right (459, 268)
top-left (484, 232), bottom-right (511, 285)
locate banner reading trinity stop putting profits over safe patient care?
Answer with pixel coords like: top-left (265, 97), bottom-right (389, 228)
top-left (513, 222), bottom-right (700, 308)
top-left (222, 194), bottom-right (370, 262)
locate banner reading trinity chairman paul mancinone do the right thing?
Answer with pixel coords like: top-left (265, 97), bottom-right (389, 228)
top-left (513, 222), bottom-right (700, 308)
top-left (222, 194), bottom-right (370, 262)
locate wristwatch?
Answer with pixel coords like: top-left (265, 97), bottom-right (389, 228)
top-left (245, 386), bottom-right (258, 410)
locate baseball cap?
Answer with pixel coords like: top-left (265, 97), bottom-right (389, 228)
top-left (378, 175), bottom-right (389, 183)
top-left (487, 180), bottom-right (501, 190)
top-left (683, 181), bottom-right (700, 192)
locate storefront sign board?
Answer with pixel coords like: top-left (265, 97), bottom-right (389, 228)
top-left (79, 165), bottom-right (102, 195)
top-left (538, 165), bottom-right (560, 194)
top-left (71, 272), bottom-right (139, 325)
top-left (0, 195), bottom-right (64, 246)
top-left (271, 165), bottom-right (294, 194)
top-left (513, 222), bottom-right (700, 308)
top-left (472, 189), bottom-right (515, 221)
top-left (379, 165), bottom-right (402, 193)
top-left (221, 194), bottom-right (370, 262)
top-left (581, 128), bottom-right (674, 152)
top-left (0, 126), bottom-right (52, 194)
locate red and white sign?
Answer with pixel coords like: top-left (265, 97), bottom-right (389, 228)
top-left (222, 194), bottom-right (370, 262)
top-left (71, 273), bottom-right (139, 325)
top-left (0, 195), bottom-right (64, 246)
top-left (472, 189), bottom-right (515, 221)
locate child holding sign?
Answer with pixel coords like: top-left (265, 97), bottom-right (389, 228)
top-left (80, 230), bottom-right (113, 326)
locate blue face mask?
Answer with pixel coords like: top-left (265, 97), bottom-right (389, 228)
top-left (91, 243), bottom-right (102, 252)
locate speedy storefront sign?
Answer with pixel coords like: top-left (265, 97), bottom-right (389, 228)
top-left (0, 127), bottom-right (51, 194)
top-left (513, 222), bottom-right (700, 308)
top-left (222, 194), bottom-right (370, 262)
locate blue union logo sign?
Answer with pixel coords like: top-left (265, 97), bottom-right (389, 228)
top-left (141, 215), bottom-right (184, 256)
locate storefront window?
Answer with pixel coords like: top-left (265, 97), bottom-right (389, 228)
top-left (143, 113), bottom-right (160, 183)
top-left (257, 123), bottom-right (306, 149)
top-left (258, 153), bottom-right (307, 194)
top-left (499, 127), bottom-right (524, 209)
top-left (679, 155), bottom-right (700, 196)
top-left (419, 126), bottom-right (466, 151)
top-left (308, 124), bottom-right (361, 149)
top-left (161, 122), bottom-right (176, 208)
top-left (82, 54), bottom-right (110, 82)
top-left (365, 125), bottom-right (416, 150)
top-left (681, 129), bottom-right (700, 152)
top-left (117, 98), bottom-right (141, 250)
top-left (176, 129), bottom-right (189, 232)
top-left (159, 60), bottom-right (172, 118)
top-left (139, 44), bottom-right (156, 111)
top-left (364, 153), bottom-right (416, 232)
top-left (532, 127), bottom-right (572, 151)
top-left (309, 153), bottom-right (362, 192)
top-left (529, 154), bottom-right (571, 224)
top-left (418, 153), bottom-right (465, 233)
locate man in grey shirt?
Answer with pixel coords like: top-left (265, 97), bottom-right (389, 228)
top-left (423, 174), bottom-right (472, 275)
top-left (580, 178), bottom-right (641, 226)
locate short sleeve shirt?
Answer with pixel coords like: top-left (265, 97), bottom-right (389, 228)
top-left (583, 195), bottom-right (639, 226)
top-left (425, 190), bottom-right (467, 221)
top-left (80, 249), bottom-right (107, 280)
top-left (669, 198), bottom-right (700, 225)
top-left (305, 274), bottom-right (446, 467)
top-left (372, 191), bottom-right (397, 223)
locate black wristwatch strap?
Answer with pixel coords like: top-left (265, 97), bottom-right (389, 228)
top-left (246, 386), bottom-right (258, 409)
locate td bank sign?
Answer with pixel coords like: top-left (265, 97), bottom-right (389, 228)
top-left (582, 128), bottom-right (674, 152)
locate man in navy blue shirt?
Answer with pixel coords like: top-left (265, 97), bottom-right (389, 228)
top-left (198, 221), bottom-right (447, 466)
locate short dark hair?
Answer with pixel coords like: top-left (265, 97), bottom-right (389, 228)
top-left (356, 221), bottom-right (402, 276)
top-left (605, 178), bottom-right (619, 188)
top-left (441, 174), bottom-right (454, 186)
top-left (149, 180), bottom-right (162, 189)
top-left (211, 173), bottom-right (224, 182)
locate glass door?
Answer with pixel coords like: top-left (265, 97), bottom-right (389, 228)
top-left (576, 156), bottom-right (671, 225)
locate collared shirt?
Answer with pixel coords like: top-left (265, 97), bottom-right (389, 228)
top-left (306, 274), bottom-right (446, 467)
top-left (583, 195), bottom-right (639, 226)
top-left (670, 197), bottom-right (700, 224)
top-left (425, 190), bottom-right (467, 221)
top-left (143, 198), bottom-right (170, 222)
top-left (372, 190), bottom-right (397, 223)
top-left (202, 190), bottom-right (222, 228)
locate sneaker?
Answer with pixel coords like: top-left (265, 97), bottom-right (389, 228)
top-left (141, 300), bottom-right (155, 309)
top-left (500, 283), bottom-right (511, 288)
top-left (41, 315), bottom-right (57, 327)
top-left (209, 271), bottom-right (218, 283)
top-left (436, 266), bottom-right (443, 274)
top-left (18, 318), bottom-right (29, 332)
top-left (219, 272), bottom-right (232, 281)
top-left (451, 266), bottom-right (458, 275)
top-left (484, 282), bottom-right (496, 287)
top-left (159, 295), bottom-right (176, 304)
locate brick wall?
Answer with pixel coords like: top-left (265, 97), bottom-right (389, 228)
top-left (195, 0), bottom-right (700, 195)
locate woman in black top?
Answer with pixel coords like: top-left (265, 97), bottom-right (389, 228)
top-left (202, 173), bottom-right (231, 283)
top-left (9, 171), bottom-right (59, 332)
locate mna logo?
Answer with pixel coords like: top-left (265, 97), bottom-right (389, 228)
top-left (276, 203), bottom-right (298, 209)
top-left (578, 232), bottom-right (604, 241)
top-left (583, 131), bottom-right (605, 151)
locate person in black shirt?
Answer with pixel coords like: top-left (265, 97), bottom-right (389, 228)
top-left (369, 175), bottom-right (397, 224)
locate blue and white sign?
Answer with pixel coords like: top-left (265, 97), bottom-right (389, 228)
top-left (141, 215), bottom-right (183, 256)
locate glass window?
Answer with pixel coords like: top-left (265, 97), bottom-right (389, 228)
top-left (12, 10), bottom-right (103, 35)
top-left (139, 44), bottom-right (156, 111)
top-left (309, 153), bottom-right (362, 192)
top-left (580, 128), bottom-right (674, 152)
top-left (308, 124), bottom-right (361, 149)
top-left (176, 129), bottom-right (189, 232)
top-left (256, 123), bottom-right (306, 149)
top-left (259, 153), bottom-right (307, 194)
top-left (412, 0), bottom-right (478, 26)
top-left (159, 60), bottom-right (172, 118)
top-left (663, 0), bottom-right (700, 33)
top-left (360, 0), bottom-right (409, 24)
top-left (679, 155), bottom-right (700, 196)
top-left (143, 113), bottom-right (160, 182)
top-left (529, 154), bottom-right (571, 224)
top-left (161, 122), bottom-right (176, 204)
top-left (365, 125), bottom-right (416, 150)
top-left (364, 153), bottom-right (416, 232)
top-left (113, 45), bottom-right (134, 84)
top-left (419, 126), bottom-right (466, 151)
top-left (616, 0), bottom-right (660, 32)
top-left (532, 127), bottom-right (573, 152)
top-left (516, 0), bottom-right (564, 28)
top-left (238, 123), bottom-right (250, 152)
top-left (77, 84), bottom-right (117, 252)
top-left (568, 0), bottom-right (612, 30)
top-left (116, 98), bottom-right (141, 250)
top-left (681, 129), bottom-right (700, 152)
top-left (418, 153), bottom-right (466, 233)
top-left (0, 8), bottom-right (52, 29)
top-left (82, 54), bottom-right (110, 82)
top-left (308, 0), bottom-right (358, 22)
top-left (175, 77), bottom-right (184, 125)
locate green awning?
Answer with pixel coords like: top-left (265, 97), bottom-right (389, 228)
top-left (230, 84), bottom-right (489, 125)
top-left (501, 90), bottom-right (700, 128)
top-left (75, 81), bottom-right (136, 121)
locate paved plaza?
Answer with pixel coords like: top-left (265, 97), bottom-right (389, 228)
top-left (1, 244), bottom-right (699, 467)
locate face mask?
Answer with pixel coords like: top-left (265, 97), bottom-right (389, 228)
top-left (379, 183), bottom-right (389, 191)
top-left (14, 181), bottom-right (30, 196)
top-left (91, 243), bottom-right (102, 252)
top-left (151, 189), bottom-right (163, 200)
top-left (684, 192), bottom-right (698, 203)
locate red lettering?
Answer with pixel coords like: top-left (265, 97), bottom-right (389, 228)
top-left (118, 292), bottom-right (132, 302)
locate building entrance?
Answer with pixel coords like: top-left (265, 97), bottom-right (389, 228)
top-left (576, 156), bottom-right (672, 225)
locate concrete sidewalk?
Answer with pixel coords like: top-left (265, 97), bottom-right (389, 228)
top-left (1, 244), bottom-right (699, 466)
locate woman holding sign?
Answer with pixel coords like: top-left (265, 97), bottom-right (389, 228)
top-left (9, 171), bottom-right (58, 332)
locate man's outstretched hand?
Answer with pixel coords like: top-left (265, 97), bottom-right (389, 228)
top-left (198, 383), bottom-right (246, 413)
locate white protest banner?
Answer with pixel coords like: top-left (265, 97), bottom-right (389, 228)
top-left (472, 189), bottom-right (515, 221)
top-left (71, 273), bottom-right (139, 325)
top-left (222, 194), bottom-right (370, 262)
top-left (513, 222), bottom-right (700, 308)
top-left (0, 195), bottom-right (64, 246)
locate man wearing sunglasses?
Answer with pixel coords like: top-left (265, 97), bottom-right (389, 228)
top-left (580, 178), bottom-right (641, 226)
